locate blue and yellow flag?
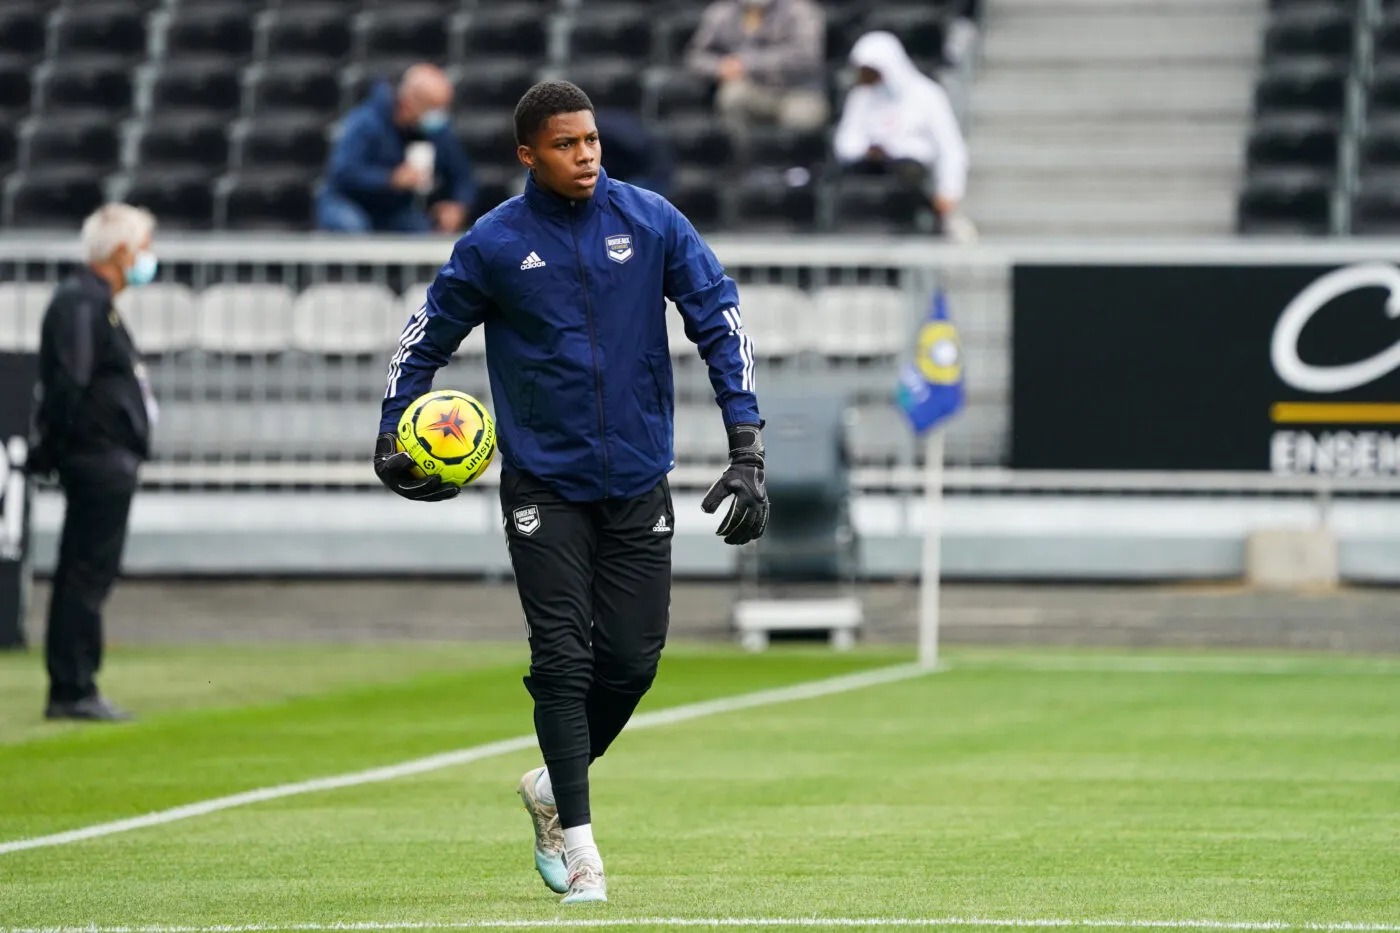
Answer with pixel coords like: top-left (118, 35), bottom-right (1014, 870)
top-left (896, 288), bottom-right (965, 435)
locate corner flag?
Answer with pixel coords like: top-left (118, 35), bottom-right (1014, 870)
top-left (896, 288), bottom-right (965, 434)
top-left (895, 288), bottom-right (964, 671)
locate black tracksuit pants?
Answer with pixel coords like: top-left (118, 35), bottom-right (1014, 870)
top-left (501, 470), bottom-right (673, 830)
top-left (45, 448), bottom-right (139, 704)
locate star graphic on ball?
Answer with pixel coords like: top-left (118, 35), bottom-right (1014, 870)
top-left (427, 403), bottom-right (468, 445)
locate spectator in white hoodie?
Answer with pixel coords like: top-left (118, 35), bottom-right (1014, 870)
top-left (833, 31), bottom-right (969, 227)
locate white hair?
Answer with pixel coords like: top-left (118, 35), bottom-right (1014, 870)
top-left (80, 203), bottom-right (156, 264)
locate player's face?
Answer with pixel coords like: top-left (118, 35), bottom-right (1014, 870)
top-left (519, 111), bottom-right (602, 200)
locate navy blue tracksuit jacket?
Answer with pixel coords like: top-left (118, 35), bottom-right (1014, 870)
top-left (381, 168), bottom-right (759, 502)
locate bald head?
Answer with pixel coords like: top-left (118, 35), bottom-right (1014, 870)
top-left (396, 64), bottom-right (452, 128)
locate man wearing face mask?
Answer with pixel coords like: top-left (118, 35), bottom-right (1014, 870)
top-left (29, 203), bottom-right (161, 722)
top-left (317, 64), bottom-right (476, 235)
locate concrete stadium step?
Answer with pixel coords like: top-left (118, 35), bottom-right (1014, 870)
top-left (970, 141), bottom-right (1242, 172)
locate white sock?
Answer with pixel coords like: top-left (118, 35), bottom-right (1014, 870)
top-left (563, 823), bottom-right (601, 867)
top-left (534, 768), bottom-right (555, 806)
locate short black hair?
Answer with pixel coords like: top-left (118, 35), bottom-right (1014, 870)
top-left (514, 80), bottom-right (595, 146)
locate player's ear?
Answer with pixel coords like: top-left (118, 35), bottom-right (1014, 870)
top-left (517, 144), bottom-right (534, 170)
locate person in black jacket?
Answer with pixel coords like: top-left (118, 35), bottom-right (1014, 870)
top-left (30, 203), bottom-right (160, 722)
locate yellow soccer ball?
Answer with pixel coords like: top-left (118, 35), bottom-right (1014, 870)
top-left (396, 390), bottom-right (497, 487)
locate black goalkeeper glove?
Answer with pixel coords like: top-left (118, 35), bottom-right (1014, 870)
top-left (373, 432), bottom-right (460, 502)
top-left (701, 422), bottom-right (769, 546)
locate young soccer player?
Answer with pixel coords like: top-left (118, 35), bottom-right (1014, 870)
top-left (373, 81), bottom-right (768, 904)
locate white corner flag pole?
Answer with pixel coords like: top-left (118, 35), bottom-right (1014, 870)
top-left (918, 429), bottom-right (945, 670)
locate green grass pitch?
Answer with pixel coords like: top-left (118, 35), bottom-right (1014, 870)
top-left (1, 643), bottom-right (1398, 932)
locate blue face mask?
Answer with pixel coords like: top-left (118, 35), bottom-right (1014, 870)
top-left (125, 250), bottom-right (158, 288)
top-left (418, 109), bottom-right (449, 134)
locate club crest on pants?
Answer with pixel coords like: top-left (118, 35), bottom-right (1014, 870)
top-left (513, 505), bottom-right (540, 536)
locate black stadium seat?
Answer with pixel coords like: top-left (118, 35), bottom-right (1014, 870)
top-left (1360, 119), bottom-right (1400, 175)
top-left (1254, 58), bottom-right (1347, 115)
top-left (50, 4), bottom-right (148, 60)
top-left (236, 117), bottom-right (329, 173)
top-left (264, 5), bottom-right (355, 61)
top-left (1368, 64), bottom-right (1400, 118)
top-left (1375, 12), bottom-right (1400, 55)
top-left (748, 126), bottom-right (829, 169)
top-left (136, 118), bottom-right (231, 174)
top-left (359, 6), bottom-right (451, 60)
top-left (0, 130), bottom-right (15, 174)
top-left (569, 4), bottom-right (653, 60)
top-left (1264, 7), bottom-right (1355, 60)
top-left (454, 59), bottom-right (538, 112)
top-left (668, 168), bottom-right (723, 230)
top-left (1353, 178), bottom-right (1400, 233)
top-left (247, 62), bottom-right (342, 118)
top-left (0, 56), bottom-right (32, 118)
top-left (863, 7), bottom-right (945, 61)
top-left (164, 4), bottom-right (256, 61)
top-left (732, 172), bottom-right (818, 231)
top-left (36, 59), bottom-right (133, 113)
top-left (125, 171), bottom-right (217, 230)
top-left (1247, 114), bottom-right (1340, 170)
top-left (832, 175), bottom-right (923, 233)
top-left (454, 111), bottom-right (519, 168)
top-left (24, 116), bottom-right (121, 171)
top-left (462, 8), bottom-right (548, 58)
top-left (5, 170), bottom-right (106, 228)
top-left (151, 60), bottom-right (243, 116)
top-left (657, 5), bottom-right (706, 63)
top-left (666, 114), bottom-right (732, 167)
top-left (221, 172), bottom-right (315, 231)
top-left (652, 69), bottom-right (711, 119)
top-left (1237, 170), bottom-right (1332, 234)
top-left (567, 59), bottom-right (645, 111)
top-left (0, 4), bottom-right (46, 58)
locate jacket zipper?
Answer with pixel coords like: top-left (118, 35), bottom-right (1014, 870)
top-left (569, 201), bottom-right (610, 496)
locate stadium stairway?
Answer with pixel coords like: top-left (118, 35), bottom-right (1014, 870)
top-left (965, 0), bottom-right (1264, 237)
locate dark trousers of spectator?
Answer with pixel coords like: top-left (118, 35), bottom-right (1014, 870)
top-left (844, 158), bottom-right (944, 234)
top-left (501, 470), bottom-right (673, 830)
top-left (45, 448), bottom-right (139, 704)
top-left (316, 190), bottom-right (432, 234)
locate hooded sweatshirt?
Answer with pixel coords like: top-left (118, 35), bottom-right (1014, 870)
top-left (833, 31), bottom-right (969, 202)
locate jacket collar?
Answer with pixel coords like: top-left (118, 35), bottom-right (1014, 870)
top-left (524, 167), bottom-right (610, 220)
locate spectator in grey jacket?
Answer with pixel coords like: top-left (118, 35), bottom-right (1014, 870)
top-left (686, 0), bottom-right (827, 152)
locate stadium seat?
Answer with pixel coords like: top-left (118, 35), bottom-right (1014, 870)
top-left (0, 4), bottom-right (45, 58)
top-left (747, 126), bottom-right (829, 169)
top-left (1237, 170), bottom-right (1333, 234)
top-left (1352, 178), bottom-right (1400, 233)
top-left (831, 174), bottom-right (925, 233)
top-left (810, 286), bottom-right (908, 358)
top-left (49, 4), bottom-right (148, 61)
top-left (36, 59), bottom-right (133, 113)
top-left (863, 7), bottom-right (946, 61)
top-left (135, 117), bottom-right (231, 174)
top-left (453, 59), bottom-right (537, 112)
top-left (403, 282), bottom-right (487, 357)
top-left (0, 282), bottom-right (53, 352)
top-left (732, 284), bottom-right (813, 356)
top-left (151, 60), bottom-right (244, 116)
top-left (359, 5), bottom-right (451, 60)
top-left (247, 62), bottom-right (342, 118)
top-left (1264, 7), bottom-right (1355, 60)
top-left (454, 111), bottom-right (519, 168)
top-left (0, 129), bottom-right (15, 174)
top-left (1247, 114), bottom-right (1340, 170)
top-left (262, 5), bottom-right (354, 61)
top-left (123, 171), bottom-right (217, 230)
top-left (195, 283), bottom-right (297, 354)
top-left (566, 59), bottom-right (644, 112)
top-left (1254, 58), bottom-right (1348, 115)
top-left (667, 168), bottom-right (724, 231)
top-left (1360, 118), bottom-right (1400, 175)
top-left (731, 172), bottom-right (818, 231)
top-left (1368, 65), bottom-right (1400, 118)
top-left (568, 4), bottom-right (653, 60)
top-left (471, 164), bottom-right (524, 218)
top-left (4, 169), bottom-right (105, 228)
top-left (825, 2), bottom-right (868, 64)
top-left (1375, 12), bottom-right (1400, 56)
top-left (0, 56), bottom-right (31, 119)
top-left (291, 284), bottom-right (400, 355)
top-left (234, 117), bottom-right (328, 174)
top-left (666, 115), bottom-right (732, 167)
top-left (120, 283), bottom-right (200, 354)
top-left (22, 115), bottom-right (121, 170)
top-left (219, 172), bottom-right (315, 231)
top-left (652, 69), bottom-right (712, 119)
top-left (657, 5), bottom-right (706, 64)
top-left (164, 4), bottom-right (257, 61)
top-left (462, 7), bottom-right (548, 58)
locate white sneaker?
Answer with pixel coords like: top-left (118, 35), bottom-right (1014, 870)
top-left (560, 857), bottom-right (607, 905)
top-left (517, 767), bottom-right (568, 893)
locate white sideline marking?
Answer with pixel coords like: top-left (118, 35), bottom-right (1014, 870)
top-left (2, 918), bottom-right (1399, 932)
top-left (0, 664), bottom-right (928, 856)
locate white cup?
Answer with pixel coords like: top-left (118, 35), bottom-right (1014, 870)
top-left (405, 141), bottom-right (436, 194)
